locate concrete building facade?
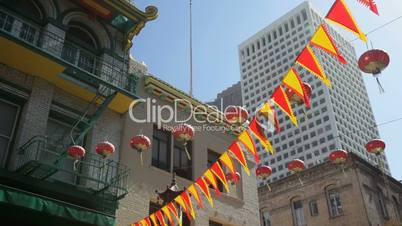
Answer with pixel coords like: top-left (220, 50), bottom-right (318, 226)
top-left (258, 153), bottom-right (402, 226)
top-left (0, 1), bottom-right (260, 225)
top-left (208, 81), bottom-right (243, 110)
top-left (238, 2), bottom-right (389, 186)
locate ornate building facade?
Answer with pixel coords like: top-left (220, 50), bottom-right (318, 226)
top-left (259, 153), bottom-right (402, 226)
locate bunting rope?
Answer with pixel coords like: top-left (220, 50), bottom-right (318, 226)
top-left (130, 1), bottom-right (382, 225)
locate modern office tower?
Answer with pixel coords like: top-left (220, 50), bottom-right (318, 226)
top-left (238, 1), bottom-right (389, 186)
top-left (208, 81), bottom-right (243, 109)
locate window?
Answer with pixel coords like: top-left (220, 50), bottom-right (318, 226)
top-left (152, 126), bottom-right (171, 170)
top-left (0, 98), bottom-right (21, 168)
top-left (378, 191), bottom-right (389, 219)
top-left (309, 200), bottom-right (319, 216)
top-left (292, 200), bottom-right (306, 226)
top-left (262, 211), bottom-right (272, 226)
top-left (174, 141), bottom-right (192, 180)
top-left (327, 189), bottom-right (343, 217)
top-left (208, 150), bottom-right (224, 192)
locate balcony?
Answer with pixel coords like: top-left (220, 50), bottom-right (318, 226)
top-left (0, 8), bottom-right (141, 113)
top-left (12, 135), bottom-right (129, 215)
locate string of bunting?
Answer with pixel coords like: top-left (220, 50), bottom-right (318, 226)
top-left (131, 0), bottom-right (376, 225)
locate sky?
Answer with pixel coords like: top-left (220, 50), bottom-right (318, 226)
top-left (130, 0), bottom-right (402, 180)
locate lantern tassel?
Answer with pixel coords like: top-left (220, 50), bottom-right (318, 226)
top-left (184, 142), bottom-right (191, 160)
top-left (140, 151), bottom-right (144, 166)
top-left (73, 159), bottom-right (80, 171)
top-left (298, 176), bottom-right (304, 187)
top-left (376, 77), bottom-right (385, 93)
top-left (266, 183), bottom-right (272, 192)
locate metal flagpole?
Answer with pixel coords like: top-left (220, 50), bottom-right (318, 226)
top-left (189, 0), bottom-right (193, 96)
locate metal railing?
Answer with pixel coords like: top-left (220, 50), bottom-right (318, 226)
top-left (17, 136), bottom-right (129, 201)
top-left (0, 9), bottom-right (139, 95)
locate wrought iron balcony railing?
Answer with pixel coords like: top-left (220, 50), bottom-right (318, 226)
top-left (0, 8), bottom-right (139, 96)
top-left (16, 136), bottom-right (129, 204)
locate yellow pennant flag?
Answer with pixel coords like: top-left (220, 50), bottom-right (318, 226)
top-left (187, 184), bottom-right (203, 208)
top-left (150, 214), bottom-right (159, 226)
top-left (162, 206), bottom-right (174, 226)
top-left (310, 24), bottom-right (346, 64)
top-left (238, 130), bottom-right (260, 164)
top-left (204, 169), bottom-right (220, 196)
top-left (219, 152), bottom-right (236, 175)
top-left (282, 68), bottom-right (305, 100)
top-left (174, 195), bottom-right (190, 220)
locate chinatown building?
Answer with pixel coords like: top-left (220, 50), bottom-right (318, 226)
top-left (259, 152), bottom-right (402, 226)
top-left (0, 1), bottom-right (260, 226)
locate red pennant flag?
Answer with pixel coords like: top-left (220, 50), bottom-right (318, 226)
top-left (326, 0), bottom-right (367, 42)
top-left (211, 162), bottom-right (230, 192)
top-left (145, 218), bottom-right (152, 226)
top-left (238, 130), bottom-right (260, 164)
top-left (357, 0), bottom-right (379, 15)
top-left (259, 102), bottom-right (280, 133)
top-left (296, 46), bottom-right (331, 87)
top-left (156, 210), bottom-right (167, 226)
top-left (181, 192), bottom-right (195, 219)
top-left (271, 86), bottom-right (298, 126)
top-left (228, 142), bottom-right (250, 175)
top-left (195, 177), bottom-right (214, 207)
top-left (167, 202), bottom-right (181, 226)
top-left (310, 24), bottom-right (346, 64)
top-left (219, 152), bottom-right (237, 175)
top-left (249, 116), bottom-right (274, 155)
top-left (204, 169), bottom-right (221, 196)
top-left (175, 195), bottom-right (191, 220)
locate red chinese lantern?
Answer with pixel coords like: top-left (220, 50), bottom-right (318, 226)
top-left (256, 165), bottom-right (273, 191)
top-left (226, 172), bottom-right (241, 185)
top-left (95, 141), bottom-right (115, 158)
top-left (288, 159), bottom-right (305, 186)
top-left (286, 82), bottom-right (312, 107)
top-left (358, 49), bottom-right (390, 93)
top-left (365, 139), bottom-right (386, 155)
top-left (224, 106), bottom-right (249, 125)
top-left (172, 124), bottom-right (194, 160)
top-left (329, 149), bottom-right (348, 165)
top-left (130, 135), bottom-right (151, 165)
top-left (67, 145), bottom-right (86, 170)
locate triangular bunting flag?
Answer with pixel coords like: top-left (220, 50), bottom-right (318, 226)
top-left (259, 102), bottom-right (280, 133)
top-left (162, 206), bottom-right (175, 226)
top-left (296, 46), bottom-right (331, 87)
top-left (326, 0), bottom-right (367, 42)
top-left (249, 116), bottom-right (274, 155)
top-left (204, 169), bottom-right (221, 196)
top-left (133, 223), bottom-right (140, 226)
top-left (357, 0), bottom-right (379, 15)
top-left (150, 214), bottom-right (159, 226)
top-left (145, 218), bottom-right (152, 226)
top-left (228, 142), bottom-right (250, 175)
top-left (174, 195), bottom-right (191, 220)
top-left (195, 177), bottom-right (214, 207)
top-left (282, 68), bottom-right (311, 108)
top-left (310, 24), bottom-right (346, 64)
top-left (156, 210), bottom-right (167, 226)
top-left (181, 192), bottom-right (195, 219)
top-left (271, 86), bottom-right (298, 126)
top-left (219, 152), bottom-right (237, 175)
top-left (187, 184), bottom-right (203, 208)
top-left (167, 202), bottom-right (181, 226)
top-left (238, 130), bottom-right (260, 164)
top-left (211, 162), bottom-right (230, 192)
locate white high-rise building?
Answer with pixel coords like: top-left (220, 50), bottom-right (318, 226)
top-left (238, 1), bottom-right (389, 186)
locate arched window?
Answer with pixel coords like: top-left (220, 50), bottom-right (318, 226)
top-left (261, 210), bottom-right (272, 226)
top-left (291, 197), bottom-right (306, 226)
top-left (62, 24), bottom-right (98, 74)
top-left (325, 185), bottom-right (343, 217)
